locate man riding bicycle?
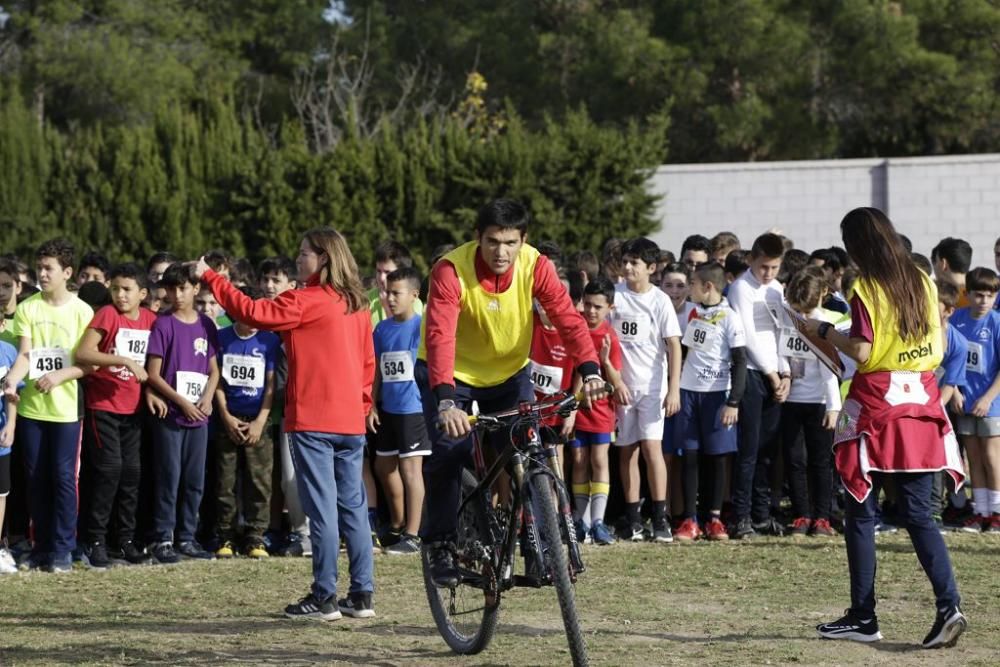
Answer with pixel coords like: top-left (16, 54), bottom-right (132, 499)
top-left (416, 198), bottom-right (607, 588)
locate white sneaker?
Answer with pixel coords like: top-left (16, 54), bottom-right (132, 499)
top-left (0, 548), bottom-right (18, 574)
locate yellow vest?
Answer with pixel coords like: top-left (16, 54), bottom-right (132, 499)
top-left (853, 275), bottom-right (942, 373)
top-left (418, 241), bottom-right (539, 387)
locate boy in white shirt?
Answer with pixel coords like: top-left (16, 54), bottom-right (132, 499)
top-left (612, 238), bottom-right (682, 542)
top-left (727, 233), bottom-right (789, 539)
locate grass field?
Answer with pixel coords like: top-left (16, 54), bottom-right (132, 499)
top-left (0, 533), bottom-right (997, 666)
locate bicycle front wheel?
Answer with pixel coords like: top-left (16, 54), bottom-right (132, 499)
top-left (528, 471), bottom-right (589, 667)
top-left (422, 467), bottom-right (501, 654)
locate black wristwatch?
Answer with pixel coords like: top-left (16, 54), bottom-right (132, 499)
top-left (818, 322), bottom-right (833, 340)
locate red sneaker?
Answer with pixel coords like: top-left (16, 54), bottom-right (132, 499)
top-left (961, 515), bottom-right (985, 534)
top-left (675, 518), bottom-right (702, 542)
top-left (789, 516), bottom-right (811, 536)
top-left (988, 514), bottom-right (1000, 534)
top-left (810, 518), bottom-right (836, 537)
top-left (705, 517), bottom-right (729, 541)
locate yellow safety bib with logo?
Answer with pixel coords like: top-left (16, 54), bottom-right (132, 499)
top-left (419, 241), bottom-right (538, 387)
top-left (852, 275), bottom-right (942, 373)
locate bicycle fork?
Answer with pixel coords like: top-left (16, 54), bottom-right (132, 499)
top-left (541, 444), bottom-right (585, 578)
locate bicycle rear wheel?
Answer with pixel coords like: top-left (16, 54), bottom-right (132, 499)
top-left (423, 467), bottom-right (501, 654)
top-left (528, 471), bottom-right (589, 667)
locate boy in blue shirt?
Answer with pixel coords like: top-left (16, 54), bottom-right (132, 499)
top-left (949, 267), bottom-right (1000, 533)
top-left (935, 281), bottom-right (968, 529)
top-left (366, 267), bottom-right (428, 555)
top-left (0, 338), bottom-right (19, 573)
top-left (213, 285), bottom-right (281, 558)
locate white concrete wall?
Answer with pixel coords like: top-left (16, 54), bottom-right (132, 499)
top-left (646, 153), bottom-right (1000, 264)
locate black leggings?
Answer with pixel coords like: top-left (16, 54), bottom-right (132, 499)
top-left (683, 452), bottom-right (729, 518)
top-left (780, 402), bottom-right (833, 520)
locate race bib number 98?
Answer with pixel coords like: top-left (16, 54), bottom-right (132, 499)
top-left (616, 317), bottom-right (649, 343)
top-left (381, 351), bottom-right (414, 383)
top-left (29, 347), bottom-right (70, 380)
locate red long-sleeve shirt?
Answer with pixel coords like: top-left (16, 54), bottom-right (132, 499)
top-left (425, 249), bottom-right (600, 399)
top-left (203, 269), bottom-right (375, 435)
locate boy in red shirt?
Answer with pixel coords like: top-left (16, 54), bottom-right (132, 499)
top-left (529, 299), bottom-right (576, 465)
top-left (570, 277), bottom-right (629, 545)
top-left (75, 263), bottom-right (157, 567)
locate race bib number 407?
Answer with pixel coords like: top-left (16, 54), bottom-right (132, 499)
top-left (29, 347), bottom-right (70, 380)
top-left (530, 361), bottom-right (564, 395)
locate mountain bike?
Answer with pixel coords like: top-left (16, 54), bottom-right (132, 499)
top-left (422, 390), bottom-right (596, 666)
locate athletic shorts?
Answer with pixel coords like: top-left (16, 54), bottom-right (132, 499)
top-left (662, 413), bottom-right (682, 456)
top-left (674, 389), bottom-right (738, 456)
top-left (0, 452), bottom-right (10, 497)
top-left (615, 390), bottom-right (666, 446)
top-left (954, 414), bottom-right (1000, 437)
top-left (375, 412), bottom-right (431, 458)
top-left (569, 431), bottom-right (612, 448)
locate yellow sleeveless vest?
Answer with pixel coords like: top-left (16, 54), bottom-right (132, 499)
top-left (418, 241), bottom-right (538, 387)
top-left (852, 274), bottom-right (942, 373)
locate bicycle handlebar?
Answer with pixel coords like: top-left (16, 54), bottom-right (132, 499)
top-left (467, 382), bottom-right (614, 429)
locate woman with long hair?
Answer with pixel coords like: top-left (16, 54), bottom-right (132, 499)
top-left (804, 208), bottom-right (966, 648)
top-left (196, 228), bottom-right (377, 621)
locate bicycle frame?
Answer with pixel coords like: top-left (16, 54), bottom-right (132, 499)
top-left (460, 401), bottom-right (582, 594)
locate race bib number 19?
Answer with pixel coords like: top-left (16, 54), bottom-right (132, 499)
top-left (967, 341), bottom-right (985, 375)
top-left (29, 347), bottom-right (70, 380)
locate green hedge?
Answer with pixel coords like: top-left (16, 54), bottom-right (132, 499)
top-left (0, 85), bottom-right (668, 269)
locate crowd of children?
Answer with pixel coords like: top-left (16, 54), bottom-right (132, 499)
top-left (0, 224), bottom-right (996, 576)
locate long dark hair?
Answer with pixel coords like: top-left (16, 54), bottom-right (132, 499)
top-left (841, 207), bottom-right (930, 343)
top-left (302, 228), bottom-right (367, 314)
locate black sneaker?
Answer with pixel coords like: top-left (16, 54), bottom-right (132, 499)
top-left (732, 516), bottom-right (756, 540)
top-left (385, 533), bottom-right (420, 556)
top-left (177, 541), bottom-right (214, 560)
top-left (817, 609), bottom-right (883, 642)
top-left (426, 542), bottom-right (459, 589)
top-left (337, 591), bottom-right (376, 618)
top-left (652, 517), bottom-right (673, 543)
top-left (120, 541), bottom-right (152, 565)
top-left (84, 542), bottom-right (111, 569)
top-left (922, 606), bottom-right (967, 649)
top-left (152, 542), bottom-right (181, 565)
top-left (279, 534), bottom-right (312, 557)
top-left (284, 593), bottom-right (341, 621)
top-left (753, 517), bottom-right (786, 537)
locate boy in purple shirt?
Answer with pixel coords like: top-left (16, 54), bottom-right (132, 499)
top-left (145, 262), bottom-right (220, 563)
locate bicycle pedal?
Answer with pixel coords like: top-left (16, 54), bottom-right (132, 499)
top-left (512, 573), bottom-right (547, 588)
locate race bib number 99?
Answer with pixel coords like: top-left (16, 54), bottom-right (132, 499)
top-left (682, 319), bottom-right (721, 356)
top-left (223, 354), bottom-right (265, 389)
top-left (530, 361), bottom-right (564, 395)
top-left (176, 371), bottom-right (208, 403)
top-left (381, 351), bottom-right (414, 383)
top-left (29, 347), bottom-right (70, 380)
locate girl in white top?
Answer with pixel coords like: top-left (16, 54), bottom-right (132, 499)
top-left (660, 263), bottom-right (698, 335)
top-left (779, 266), bottom-right (841, 537)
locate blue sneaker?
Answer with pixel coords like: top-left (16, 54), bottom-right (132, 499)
top-left (47, 553), bottom-right (73, 573)
top-left (573, 519), bottom-right (590, 544)
top-left (591, 520), bottom-right (615, 545)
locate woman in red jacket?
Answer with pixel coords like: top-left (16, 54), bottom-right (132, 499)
top-left (196, 228), bottom-right (376, 621)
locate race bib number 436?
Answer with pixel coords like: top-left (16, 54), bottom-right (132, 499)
top-left (29, 347), bottom-right (70, 380)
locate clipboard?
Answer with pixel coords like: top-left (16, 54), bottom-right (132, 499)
top-left (783, 306), bottom-right (846, 380)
